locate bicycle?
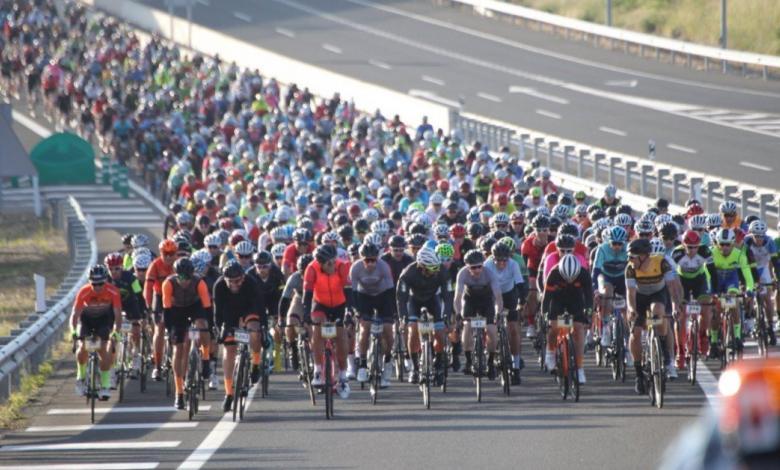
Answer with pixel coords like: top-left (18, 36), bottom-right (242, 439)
top-left (232, 327), bottom-right (251, 422)
top-left (260, 329), bottom-right (272, 398)
top-left (553, 312), bottom-right (579, 402)
top-left (643, 315), bottom-right (666, 409)
top-left (719, 293), bottom-right (743, 368)
top-left (684, 298), bottom-right (701, 386)
top-left (320, 322), bottom-right (338, 420)
top-left (185, 327), bottom-right (203, 420)
top-left (604, 296), bottom-right (627, 383)
top-left (162, 334), bottom-right (173, 397)
top-left (755, 283), bottom-right (774, 358)
top-left (296, 325), bottom-right (316, 406)
top-left (392, 317), bottom-right (405, 382)
top-left (139, 319), bottom-right (151, 393)
top-left (533, 307), bottom-right (548, 372)
top-left (366, 316), bottom-right (384, 405)
top-left (495, 308), bottom-right (512, 396)
top-left (470, 314), bottom-right (487, 403)
top-left (74, 333), bottom-right (103, 424)
top-left (418, 309), bottom-right (435, 409)
top-left (440, 315), bottom-right (450, 393)
top-left (115, 318), bottom-right (132, 403)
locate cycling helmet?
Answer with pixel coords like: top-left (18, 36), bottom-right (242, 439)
top-left (707, 213), bottom-right (723, 229)
top-left (364, 232), bottom-right (383, 247)
top-left (558, 222), bottom-right (580, 238)
top-left (429, 193), bottom-right (445, 206)
top-left (297, 254), bottom-right (314, 272)
top-left (370, 220), bottom-right (389, 237)
top-left (436, 242), bottom-right (454, 261)
top-left (271, 243), bottom-right (286, 258)
top-left (222, 260), bottom-right (244, 279)
top-left (574, 204), bottom-right (588, 216)
top-left (359, 242), bottom-right (380, 259)
top-left (104, 252), bottom-right (123, 268)
top-left (464, 249), bottom-right (485, 267)
top-left (467, 222), bottom-right (486, 238)
top-left (322, 231), bottom-right (340, 243)
top-left (174, 258), bottom-right (195, 278)
top-left (121, 233), bottom-right (134, 246)
top-left (353, 218), bottom-right (370, 234)
top-left (479, 237), bottom-right (497, 254)
top-left (449, 223), bottom-right (466, 238)
top-left (615, 213), bottom-right (633, 227)
top-left (688, 214), bottom-right (708, 230)
top-left (634, 219), bottom-right (654, 235)
top-left (414, 212), bottom-right (433, 230)
top-left (292, 228), bottom-right (313, 243)
top-left (336, 224), bottom-right (353, 240)
top-left (532, 215), bottom-right (550, 230)
top-left (389, 235), bottom-right (407, 249)
top-left (408, 233), bottom-right (427, 248)
top-left (627, 238), bottom-right (651, 256)
top-left (229, 229), bottom-right (247, 246)
top-left (253, 250), bottom-right (273, 265)
top-left (433, 223), bottom-right (450, 238)
top-left (558, 254), bottom-right (581, 283)
top-left (617, 204), bottom-right (633, 215)
top-left (133, 251), bottom-right (153, 270)
top-left (190, 251), bottom-right (211, 276)
top-left (234, 240), bottom-right (255, 256)
top-left (556, 234), bottom-right (576, 250)
top-left (89, 264), bottom-right (109, 283)
top-left (749, 220), bottom-right (767, 236)
top-left (608, 226), bottom-right (628, 243)
top-left (497, 236), bottom-right (516, 252)
top-left (176, 211), bottom-right (193, 226)
top-left (509, 211), bottom-right (524, 222)
top-left (131, 234), bottom-right (149, 249)
top-left (416, 246), bottom-right (441, 268)
top-left (719, 200), bottom-right (738, 215)
top-left (604, 184), bottom-right (617, 197)
top-left (548, 216), bottom-right (562, 234)
top-left (314, 244), bottom-right (337, 264)
top-left (660, 222), bottom-right (679, 240)
top-left (552, 204), bottom-right (570, 220)
top-left (682, 230), bottom-right (701, 247)
top-left (363, 208), bottom-right (379, 223)
top-left (491, 242), bottom-right (511, 260)
top-left (649, 238), bottom-right (666, 255)
top-left (716, 228), bottom-right (736, 245)
top-left (348, 242), bottom-right (361, 258)
top-left (744, 214), bottom-right (760, 225)
top-left (409, 222), bottom-right (428, 236)
top-left (491, 212), bottom-right (510, 225)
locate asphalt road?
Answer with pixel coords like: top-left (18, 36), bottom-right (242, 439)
top-left (137, 0), bottom-right (780, 188)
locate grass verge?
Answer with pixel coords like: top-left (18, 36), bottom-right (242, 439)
top-left (0, 361), bottom-right (55, 429)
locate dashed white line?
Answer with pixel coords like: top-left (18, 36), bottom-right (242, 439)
top-left (0, 464), bottom-right (159, 470)
top-left (322, 43), bottom-right (342, 54)
top-left (274, 27), bottom-right (295, 38)
top-left (740, 161), bottom-right (773, 172)
top-left (47, 405), bottom-right (211, 415)
top-left (232, 11), bottom-right (252, 22)
top-left (667, 143), bottom-right (698, 154)
top-left (696, 360), bottom-right (720, 408)
top-left (0, 441), bottom-right (180, 452)
top-left (477, 92), bottom-right (502, 103)
top-left (26, 422), bottom-right (198, 432)
top-left (196, 0), bottom-right (210, 6)
top-left (535, 109), bottom-right (562, 120)
top-left (422, 75), bottom-right (445, 86)
top-left (598, 126), bottom-right (627, 137)
top-left (508, 86), bottom-right (569, 105)
top-left (368, 59), bottom-right (392, 70)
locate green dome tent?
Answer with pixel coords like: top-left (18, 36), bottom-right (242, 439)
top-left (29, 132), bottom-right (95, 185)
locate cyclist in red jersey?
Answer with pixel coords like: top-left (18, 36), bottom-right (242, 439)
top-left (521, 215), bottom-right (552, 338)
top-left (282, 228), bottom-right (314, 277)
top-left (144, 239), bottom-right (178, 381)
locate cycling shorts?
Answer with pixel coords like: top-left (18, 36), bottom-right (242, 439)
top-left (312, 302), bottom-right (346, 326)
top-left (756, 266), bottom-right (773, 286)
top-left (501, 289), bottom-right (519, 322)
top-left (543, 293), bottom-right (587, 324)
top-left (715, 271), bottom-right (741, 294)
top-left (680, 275), bottom-right (711, 303)
top-left (463, 285), bottom-right (496, 325)
top-left (355, 289), bottom-right (394, 324)
top-left (79, 313), bottom-right (114, 342)
top-left (598, 274), bottom-right (627, 298)
top-left (632, 290), bottom-right (668, 330)
top-left (166, 305), bottom-right (208, 344)
top-left (406, 296), bottom-right (443, 327)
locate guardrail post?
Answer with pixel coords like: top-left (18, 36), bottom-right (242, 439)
top-left (593, 153), bottom-right (605, 182)
top-left (672, 173), bottom-right (686, 205)
top-left (689, 177), bottom-right (704, 202)
top-left (640, 164), bottom-right (653, 197)
top-left (763, 66), bottom-right (768, 80)
top-left (547, 141), bottom-right (559, 170)
top-left (533, 137), bottom-right (545, 162)
top-left (608, 157), bottom-right (621, 186)
top-left (656, 168), bottom-right (670, 199)
top-left (625, 161), bottom-right (637, 191)
top-left (578, 150), bottom-right (589, 178)
top-left (563, 145), bottom-right (574, 173)
top-left (706, 181), bottom-right (720, 212)
top-left (759, 193), bottom-right (774, 223)
top-left (723, 185), bottom-right (738, 205)
top-left (519, 133), bottom-right (530, 160)
top-left (34, 274), bottom-right (46, 313)
top-left (704, 56), bottom-right (709, 72)
top-left (741, 189), bottom-right (756, 217)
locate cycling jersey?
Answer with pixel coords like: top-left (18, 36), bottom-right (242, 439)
top-left (282, 242), bottom-right (313, 274)
top-left (542, 265), bottom-right (593, 323)
top-left (625, 255), bottom-right (675, 296)
top-left (593, 241), bottom-right (628, 279)
top-left (671, 244), bottom-right (714, 279)
top-left (453, 266), bottom-right (503, 317)
top-left (303, 259), bottom-right (351, 308)
top-left (520, 235), bottom-right (547, 278)
top-left (213, 274), bottom-right (260, 329)
top-left (380, 252), bottom-right (414, 283)
top-left (144, 257), bottom-right (174, 311)
top-left (74, 283), bottom-right (121, 318)
top-left (711, 246), bottom-right (754, 293)
top-left (396, 263), bottom-right (453, 319)
top-left (744, 235), bottom-right (777, 284)
top-left (108, 270), bottom-right (142, 320)
top-left (161, 275), bottom-right (211, 310)
top-left (350, 258), bottom-right (393, 295)
top-left (484, 257), bottom-right (523, 294)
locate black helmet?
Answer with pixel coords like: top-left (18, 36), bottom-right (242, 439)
top-left (168, 202), bottom-right (183, 213)
top-left (491, 242), bottom-right (511, 260)
top-left (556, 233), bottom-right (576, 250)
top-left (359, 242), bottom-right (380, 258)
top-left (314, 245), bottom-right (337, 264)
top-left (388, 235), bottom-right (406, 248)
top-left (408, 233), bottom-right (427, 248)
top-left (337, 224), bottom-right (354, 240)
top-left (558, 222), bottom-right (580, 238)
top-left (222, 259), bottom-right (244, 279)
top-left (548, 216), bottom-right (562, 234)
top-left (467, 222), bottom-right (485, 238)
top-left (464, 249), bottom-right (485, 267)
top-left (659, 222), bottom-right (678, 240)
top-left (253, 250), bottom-right (273, 265)
top-left (409, 222), bottom-right (427, 235)
top-left (121, 233), bottom-right (134, 246)
top-left (479, 236), bottom-right (497, 254)
top-left (334, 213), bottom-right (349, 227)
top-left (174, 258), bottom-right (195, 278)
top-left (617, 204), bottom-right (633, 215)
top-left (532, 215), bottom-right (550, 230)
top-left (348, 242), bottom-right (361, 257)
top-left (89, 264), bottom-right (109, 283)
top-left (297, 253), bottom-right (314, 273)
top-left (176, 240), bottom-right (192, 253)
top-left (545, 192), bottom-right (558, 205)
top-left (628, 238), bottom-right (651, 256)
top-left (292, 228), bottom-right (312, 243)
top-left (353, 218), bottom-right (370, 234)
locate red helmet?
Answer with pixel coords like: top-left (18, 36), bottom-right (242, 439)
top-left (104, 252), bottom-right (124, 268)
top-left (687, 204), bottom-right (704, 217)
top-left (229, 233), bottom-right (245, 246)
top-left (449, 223), bottom-right (466, 238)
top-left (437, 180), bottom-right (450, 192)
top-left (159, 239), bottom-right (177, 255)
top-left (497, 193), bottom-right (509, 205)
top-left (682, 230), bottom-right (701, 247)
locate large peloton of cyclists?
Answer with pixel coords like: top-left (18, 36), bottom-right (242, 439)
top-left (1, 1), bottom-right (777, 416)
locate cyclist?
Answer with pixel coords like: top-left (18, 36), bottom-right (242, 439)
top-left (303, 245), bottom-right (353, 399)
top-left (592, 226), bottom-right (629, 349)
top-left (283, 228), bottom-right (314, 277)
top-left (743, 220), bottom-right (777, 345)
top-left (542, 254), bottom-right (592, 383)
top-left (625, 238), bottom-right (680, 394)
top-left (144, 239), bottom-right (178, 381)
top-left (352, 242), bottom-right (395, 388)
top-left (521, 215), bottom-right (551, 338)
top-left (382, 235), bottom-right (414, 282)
top-left (161, 258), bottom-right (212, 410)
top-left (213, 260), bottom-right (261, 412)
top-left (280, 254), bottom-right (314, 372)
top-left (485, 241), bottom-right (525, 384)
top-left (455, 249), bottom-right (503, 379)
top-left (70, 265), bottom-right (123, 400)
top-left (397, 246), bottom-right (453, 384)
top-left (248, 250), bottom-right (286, 378)
top-left (104, 252), bottom-right (143, 380)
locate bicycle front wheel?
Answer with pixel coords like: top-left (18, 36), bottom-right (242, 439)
top-left (651, 334), bottom-right (664, 409)
top-left (233, 350), bottom-right (246, 422)
top-left (499, 327), bottom-right (510, 396)
top-left (324, 350), bottom-right (334, 420)
top-left (474, 332), bottom-right (483, 403)
top-left (118, 339), bottom-right (127, 403)
top-left (89, 356), bottom-right (98, 424)
top-left (568, 335), bottom-right (579, 402)
top-left (688, 319), bottom-right (698, 386)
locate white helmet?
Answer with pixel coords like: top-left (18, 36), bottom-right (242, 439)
top-left (234, 240), bottom-right (255, 256)
top-left (649, 238), bottom-right (666, 255)
top-left (364, 232), bottom-right (383, 247)
top-left (749, 220), bottom-right (767, 236)
top-left (416, 246), bottom-right (441, 268)
top-left (370, 219), bottom-right (389, 237)
top-left (271, 243), bottom-right (286, 258)
top-left (558, 254), bottom-right (581, 283)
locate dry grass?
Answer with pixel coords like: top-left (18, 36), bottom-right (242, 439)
top-left (0, 360), bottom-right (54, 429)
top-left (0, 213), bottom-right (69, 336)
top-left (511, 0), bottom-right (780, 55)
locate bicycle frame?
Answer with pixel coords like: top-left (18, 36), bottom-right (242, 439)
top-left (320, 322), bottom-right (338, 420)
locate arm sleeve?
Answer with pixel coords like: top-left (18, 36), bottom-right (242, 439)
top-left (197, 280), bottom-right (211, 309)
top-left (213, 282), bottom-right (224, 328)
top-left (740, 253), bottom-right (755, 291)
top-left (453, 270), bottom-right (464, 316)
top-left (162, 278), bottom-right (173, 309)
top-left (581, 270), bottom-right (594, 309)
top-left (396, 274), bottom-right (410, 319)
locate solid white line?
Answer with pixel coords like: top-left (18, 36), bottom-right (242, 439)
top-left (0, 464), bottom-right (158, 470)
top-left (196, 0), bottom-right (209, 6)
top-left (685, 109), bottom-right (732, 117)
top-left (322, 43), bottom-right (342, 54)
top-left (232, 11), bottom-right (251, 23)
top-left (0, 442), bottom-right (180, 452)
top-left (719, 113), bottom-right (771, 121)
top-left (26, 422), bottom-right (198, 433)
top-left (421, 75), bottom-right (445, 86)
top-left (477, 92), bottom-right (502, 103)
top-left (274, 27), bottom-right (295, 38)
top-left (95, 222), bottom-right (164, 229)
top-left (177, 385), bottom-right (259, 470)
top-left (11, 110), bottom-right (50, 137)
top-left (667, 143), bottom-right (698, 154)
top-left (604, 79), bottom-right (637, 88)
top-left (368, 59), bottom-right (392, 70)
top-left (508, 86), bottom-right (569, 104)
top-left (535, 109), bottom-right (561, 120)
top-left (740, 161), bottom-right (773, 172)
top-left (696, 360), bottom-right (720, 408)
top-left (598, 126), bottom-right (627, 137)
top-left (47, 405), bottom-right (211, 415)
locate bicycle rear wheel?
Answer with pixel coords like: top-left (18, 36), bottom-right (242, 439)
top-left (233, 350), bottom-right (246, 422)
top-left (422, 340), bottom-right (431, 409)
top-left (118, 338), bottom-right (127, 403)
top-left (688, 319), bottom-right (698, 385)
top-left (139, 330), bottom-right (148, 393)
top-left (394, 326), bottom-right (405, 382)
top-left (324, 350), bottom-right (334, 420)
top-left (557, 340), bottom-right (568, 400)
top-left (370, 339), bottom-right (380, 405)
top-left (302, 341), bottom-right (316, 405)
top-left (475, 332), bottom-right (483, 403)
top-left (757, 302), bottom-right (769, 358)
top-left (499, 328), bottom-right (510, 396)
top-left (568, 335), bottom-right (580, 402)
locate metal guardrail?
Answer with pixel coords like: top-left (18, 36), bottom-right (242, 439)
top-left (0, 196), bottom-right (96, 401)
top-left (447, 0), bottom-right (780, 79)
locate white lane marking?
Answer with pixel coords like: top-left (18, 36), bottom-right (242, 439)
top-left (508, 86), bottom-right (569, 104)
top-left (535, 109), bottom-right (561, 120)
top-left (598, 126), bottom-right (627, 137)
top-left (740, 161), bottom-right (773, 172)
top-left (686, 108), bottom-right (732, 117)
top-left (232, 11), bottom-right (251, 23)
top-left (0, 441), bottom-right (179, 452)
top-left (26, 422), bottom-right (198, 433)
top-left (322, 43), bottom-right (342, 54)
top-left (407, 89), bottom-right (462, 108)
top-left (667, 143), bottom-right (698, 154)
top-left (368, 59), bottom-right (392, 70)
top-left (0, 464), bottom-right (159, 470)
top-left (11, 110), bottom-right (50, 137)
top-left (696, 360), bottom-right (720, 408)
top-left (719, 113), bottom-right (771, 121)
top-left (604, 79), bottom-right (638, 88)
top-left (47, 405), bottom-right (211, 415)
top-left (196, 0), bottom-right (209, 6)
top-left (422, 75), bottom-right (445, 86)
top-left (477, 92), bottom-right (502, 103)
top-left (341, 0), bottom-right (780, 100)
top-left (94, 222), bottom-right (164, 229)
top-left (274, 27), bottom-right (295, 38)
top-left (177, 385), bottom-right (259, 470)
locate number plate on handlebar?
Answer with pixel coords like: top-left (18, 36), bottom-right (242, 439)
top-left (120, 322), bottom-right (132, 333)
top-left (613, 299), bottom-right (626, 309)
top-left (188, 327), bottom-right (199, 341)
top-left (418, 322), bottom-right (434, 335)
top-left (370, 323), bottom-right (384, 334)
top-left (470, 317), bottom-right (487, 329)
top-left (234, 328), bottom-right (250, 344)
top-left (85, 337), bottom-right (101, 352)
top-left (686, 304), bottom-right (701, 315)
top-left (721, 298), bottom-right (737, 309)
top-left (321, 323), bottom-right (337, 339)
top-left (559, 317), bottom-right (573, 329)
top-left (646, 317), bottom-right (664, 327)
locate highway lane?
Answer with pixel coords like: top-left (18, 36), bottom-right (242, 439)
top-left (136, 0), bottom-right (780, 187)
